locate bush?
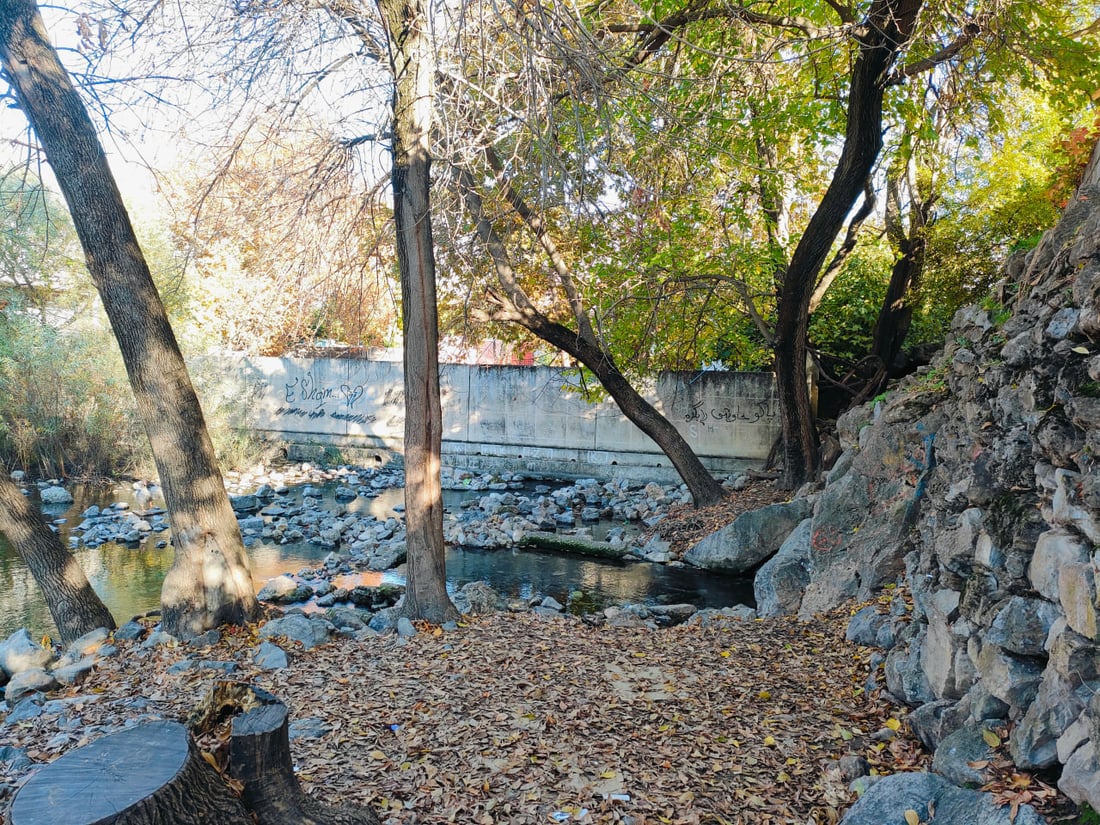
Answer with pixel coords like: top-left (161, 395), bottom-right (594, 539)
top-left (0, 296), bottom-right (148, 478)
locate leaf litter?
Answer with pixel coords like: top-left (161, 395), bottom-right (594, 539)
top-left (0, 604), bottom-right (956, 824)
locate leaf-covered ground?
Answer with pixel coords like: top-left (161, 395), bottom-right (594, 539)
top-left (0, 607), bottom-right (935, 824)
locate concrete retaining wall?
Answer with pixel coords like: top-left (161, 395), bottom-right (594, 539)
top-left (213, 357), bottom-right (780, 481)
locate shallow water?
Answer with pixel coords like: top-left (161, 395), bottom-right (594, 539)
top-left (0, 482), bottom-right (752, 637)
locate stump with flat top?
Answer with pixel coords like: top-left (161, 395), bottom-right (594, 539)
top-left (9, 719), bottom-right (250, 825)
top-left (10, 682), bottom-right (381, 825)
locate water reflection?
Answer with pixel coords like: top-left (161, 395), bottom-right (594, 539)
top-left (0, 482), bottom-right (753, 637)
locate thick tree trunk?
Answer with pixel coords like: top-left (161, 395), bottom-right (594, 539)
top-left (0, 0), bottom-right (257, 638)
top-left (773, 0), bottom-right (924, 489)
top-left (230, 700), bottom-right (382, 824)
top-left (0, 474), bottom-right (115, 643)
top-left (456, 172), bottom-right (727, 508)
top-left (9, 720), bottom-right (252, 825)
top-left (869, 170), bottom-right (931, 384)
top-left (376, 0), bottom-right (458, 623)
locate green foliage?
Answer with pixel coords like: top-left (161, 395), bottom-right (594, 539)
top-left (0, 172), bottom-right (273, 478)
top-left (0, 170), bottom-right (93, 313)
top-left (979, 294), bottom-right (1012, 327)
top-left (809, 244), bottom-right (893, 363)
top-left (0, 292), bottom-right (147, 477)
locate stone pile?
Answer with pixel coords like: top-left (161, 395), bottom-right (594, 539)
top-left (69, 504), bottom-right (170, 548)
top-left (0, 628), bottom-right (120, 707)
top-left (744, 184), bottom-right (1100, 814)
top-left (221, 466), bottom-right (696, 573)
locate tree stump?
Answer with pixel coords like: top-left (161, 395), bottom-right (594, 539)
top-left (9, 720), bottom-right (251, 825)
top-left (231, 701), bottom-right (381, 825)
top-left (192, 680), bottom-right (381, 825)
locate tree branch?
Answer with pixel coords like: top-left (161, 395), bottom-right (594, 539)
top-left (809, 178), bottom-right (875, 312)
top-left (483, 146), bottom-right (597, 345)
top-left (884, 22), bottom-right (981, 85)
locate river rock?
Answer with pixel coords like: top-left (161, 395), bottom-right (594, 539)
top-left (257, 575), bottom-right (313, 604)
top-left (112, 621), bottom-right (146, 642)
top-left (684, 499), bottom-right (810, 573)
top-left (253, 641), bottom-right (290, 670)
top-left (39, 486), bottom-right (72, 505)
top-left (642, 603), bottom-right (694, 625)
top-left (453, 582), bottom-right (504, 615)
top-left (0, 630), bottom-right (55, 677)
top-left (229, 494), bottom-right (260, 512)
top-left (839, 771), bottom-right (1043, 825)
top-left (366, 541), bottom-right (407, 570)
top-left (289, 717), bottom-right (330, 740)
top-left (5, 669), bottom-right (59, 703)
top-left (58, 628), bottom-right (110, 664)
top-left (368, 607), bottom-right (400, 632)
top-left (0, 746), bottom-right (33, 772)
top-left (325, 607), bottom-right (369, 631)
top-left (258, 614), bottom-right (332, 650)
top-left (51, 657), bottom-right (97, 687)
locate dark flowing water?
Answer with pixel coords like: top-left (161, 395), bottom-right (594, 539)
top-left (0, 482), bottom-right (753, 637)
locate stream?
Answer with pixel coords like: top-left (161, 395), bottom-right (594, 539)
top-left (0, 479), bottom-right (753, 637)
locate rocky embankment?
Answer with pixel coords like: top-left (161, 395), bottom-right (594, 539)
top-left (739, 183), bottom-right (1100, 818)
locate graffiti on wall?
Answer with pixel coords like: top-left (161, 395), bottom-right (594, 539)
top-left (682, 396), bottom-right (780, 425)
top-left (237, 359), bottom-right (780, 461)
top-left (270, 371), bottom-right (381, 427)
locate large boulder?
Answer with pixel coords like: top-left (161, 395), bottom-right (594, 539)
top-left (839, 772), bottom-right (1043, 825)
top-left (684, 499), bottom-right (810, 573)
top-left (753, 518), bottom-right (812, 617)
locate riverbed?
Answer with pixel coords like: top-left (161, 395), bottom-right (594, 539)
top-left (0, 476), bottom-right (753, 637)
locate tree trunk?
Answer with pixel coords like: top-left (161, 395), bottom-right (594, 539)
top-left (9, 720), bottom-right (252, 825)
top-left (376, 0), bottom-right (459, 623)
top-left (230, 700), bottom-right (382, 824)
top-left (773, 0), bottom-right (924, 489)
top-left (0, 473), bottom-right (115, 644)
top-left (457, 172), bottom-right (728, 508)
top-left (869, 168), bottom-right (931, 384)
top-left (531, 320), bottom-right (728, 508)
top-left (0, 0), bottom-right (258, 639)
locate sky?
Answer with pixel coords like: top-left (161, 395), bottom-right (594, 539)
top-left (2, 2), bottom-right (399, 221)
top-left (0, 6), bottom-right (175, 211)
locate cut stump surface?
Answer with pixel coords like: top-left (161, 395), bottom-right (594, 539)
top-left (9, 719), bottom-right (249, 825)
